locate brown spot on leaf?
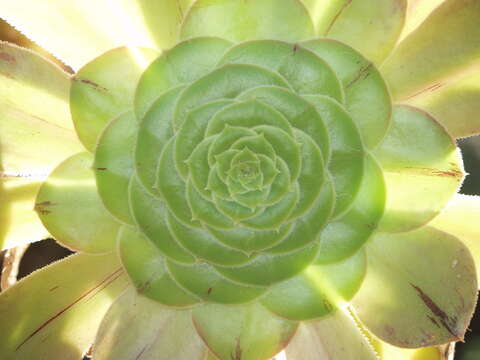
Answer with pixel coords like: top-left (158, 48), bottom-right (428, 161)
top-left (49, 285), bottom-right (59, 292)
top-left (384, 325), bottom-right (395, 337)
top-left (96, 167), bottom-right (108, 171)
top-left (292, 43), bottom-right (299, 54)
top-left (0, 52), bottom-right (15, 62)
top-left (410, 283), bottom-right (462, 340)
top-left (207, 287), bottom-right (213, 295)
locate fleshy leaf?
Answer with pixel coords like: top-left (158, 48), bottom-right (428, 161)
top-left (0, 42), bottom-right (83, 250)
top-left (118, 225), bottom-right (200, 307)
top-left (407, 64), bottom-right (480, 138)
top-left (0, 252), bottom-right (128, 359)
top-left (381, 0), bottom-right (480, 100)
top-left (1, 0), bottom-right (191, 69)
top-left (398, 0), bottom-right (445, 41)
top-left (316, 0), bottom-right (407, 64)
top-left (374, 105), bottom-right (463, 233)
top-left (431, 194), bottom-right (480, 282)
top-left (302, 39), bottom-right (391, 149)
top-left (93, 288), bottom-right (206, 360)
top-left (94, 111), bottom-right (137, 224)
top-left (181, 0), bottom-right (314, 43)
top-left (35, 152), bottom-right (120, 253)
top-left (374, 337), bottom-right (454, 360)
top-left (352, 227), bottom-right (477, 348)
top-left (284, 309), bottom-right (378, 360)
top-left (192, 302), bottom-right (298, 360)
top-left (70, 47), bottom-right (157, 151)
top-left (261, 249), bottom-right (366, 320)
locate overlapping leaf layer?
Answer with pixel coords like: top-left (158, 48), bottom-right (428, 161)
top-left (76, 37), bottom-right (389, 316)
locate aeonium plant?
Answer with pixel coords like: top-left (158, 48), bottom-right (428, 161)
top-left (1, 0), bottom-right (480, 359)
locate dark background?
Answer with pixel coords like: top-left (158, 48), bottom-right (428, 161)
top-left (1, 18), bottom-right (480, 360)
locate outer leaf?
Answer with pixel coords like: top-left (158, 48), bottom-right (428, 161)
top-left (284, 309), bottom-right (378, 360)
top-left (398, 0), bottom-right (445, 41)
top-left (192, 302), bottom-right (298, 360)
top-left (374, 339), bottom-right (454, 360)
top-left (374, 105), bottom-right (463, 233)
top-left (407, 64), bottom-right (480, 138)
top-left (0, 253), bottom-right (129, 360)
top-left (431, 194), bottom-right (480, 282)
top-left (35, 152), bottom-right (121, 253)
top-left (181, 0), bottom-right (315, 43)
top-left (0, 42), bottom-right (83, 250)
top-left (381, 0), bottom-right (480, 100)
top-left (1, 0), bottom-right (192, 69)
top-left (70, 47), bottom-right (157, 151)
top-left (352, 227), bottom-right (477, 348)
top-left (313, 0), bottom-right (407, 64)
top-left (94, 288), bottom-right (206, 360)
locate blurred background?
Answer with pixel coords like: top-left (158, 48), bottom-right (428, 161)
top-left (1, 18), bottom-right (480, 360)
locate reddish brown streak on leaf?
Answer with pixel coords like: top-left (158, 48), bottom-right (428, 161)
top-left (96, 167), bottom-right (108, 171)
top-left (402, 167), bottom-right (462, 178)
top-left (135, 345), bottom-right (148, 360)
top-left (73, 77), bottom-right (108, 92)
top-left (15, 268), bottom-right (124, 351)
top-left (49, 285), bottom-right (59, 292)
top-left (231, 338), bottom-right (242, 360)
top-left (0, 52), bottom-right (15, 62)
top-left (34, 201), bottom-right (57, 215)
top-left (404, 83), bottom-right (444, 100)
top-left (346, 63), bottom-right (372, 88)
top-left (410, 283), bottom-right (462, 340)
top-left (324, 0), bottom-right (353, 35)
top-left (428, 315), bottom-right (441, 328)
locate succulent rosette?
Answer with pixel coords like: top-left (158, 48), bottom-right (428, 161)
top-left (1, 0), bottom-right (480, 359)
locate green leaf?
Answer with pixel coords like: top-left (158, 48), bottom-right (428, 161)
top-left (381, 0), bottom-right (480, 100)
top-left (0, 252), bottom-right (128, 360)
top-left (407, 64), bottom-right (480, 138)
top-left (36, 152), bottom-right (121, 253)
top-left (192, 302), bottom-right (298, 360)
top-left (181, 0), bottom-right (314, 43)
top-left (1, 0), bottom-right (190, 69)
top-left (374, 105), bottom-right (462, 232)
top-left (314, 0), bottom-right (407, 64)
top-left (284, 309), bottom-right (378, 360)
top-left (430, 194), bottom-right (480, 283)
top-left (302, 39), bottom-right (391, 149)
top-left (94, 111), bottom-right (137, 224)
top-left (94, 288), bottom-right (207, 360)
top-left (135, 37), bottom-right (232, 121)
top-left (70, 47), bottom-right (157, 151)
top-left (118, 225), bottom-right (200, 306)
top-left (315, 154), bottom-right (385, 263)
top-left (352, 227), bottom-right (477, 348)
top-left (262, 249), bottom-right (366, 320)
top-left (0, 42), bottom-right (83, 250)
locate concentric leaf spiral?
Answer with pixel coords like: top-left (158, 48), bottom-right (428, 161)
top-left (80, 36), bottom-right (389, 318)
